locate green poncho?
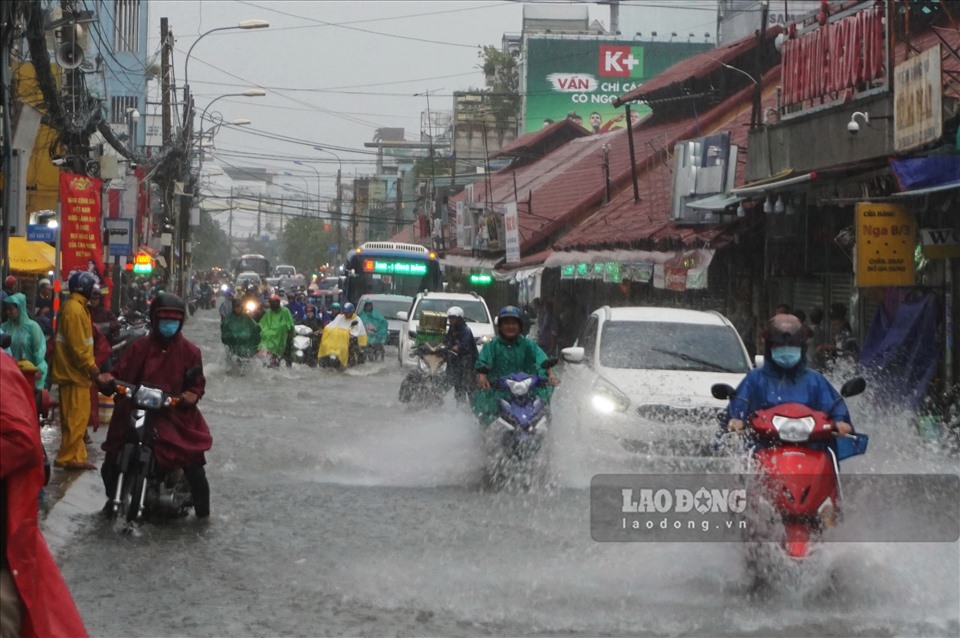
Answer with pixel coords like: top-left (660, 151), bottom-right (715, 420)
top-left (258, 306), bottom-right (295, 356)
top-left (472, 334), bottom-right (553, 426)
top-left (1, 293), bottom-right (47, 389)
top-left (221, 311), bottom-right (261, 358)
top-left (358, 308), bottom-right (388, 346)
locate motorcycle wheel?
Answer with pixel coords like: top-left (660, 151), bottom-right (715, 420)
top-left (125, 469), bottom-right (145, 522)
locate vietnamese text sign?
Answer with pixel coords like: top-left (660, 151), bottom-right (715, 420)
top-left (26, 224), bottom-right (56, 243)
top-left (523, 38), bottom-right (710, 133)
top-left (59, 172), bottom-right (106, 282)
top-left (105, 218), bottom-right (134, 257)
top-left (504, 202), bottom-right (520, 263)
top-left (855, 202), bottom-right (916, 287)
top-left (894, 46), bottom-right (943, 152)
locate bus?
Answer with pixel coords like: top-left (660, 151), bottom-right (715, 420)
top-left (232, 254), bottom-right (271, 279)
top-left (342, 242), bottom-right (442, 304)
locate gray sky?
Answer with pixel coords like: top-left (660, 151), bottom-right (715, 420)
top-left (145, 1), bottom-right (723, 233)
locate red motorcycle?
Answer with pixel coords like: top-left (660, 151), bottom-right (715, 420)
top-left (712, 378), bottom-right (869, 559)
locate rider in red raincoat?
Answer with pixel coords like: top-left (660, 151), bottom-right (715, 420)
top-left (99, 293), bottom-right (212, 517)
top-left (1, 351), bottom-right (88, 637)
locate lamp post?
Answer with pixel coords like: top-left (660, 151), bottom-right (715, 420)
top-left (182, 20), bottom-right (269, 104)
top-left (292, 160), bottom-right (321, 217)
top-left (198, 89), bottom-right (265, 138)
top-left (313, 147), bottom-right (343, 256)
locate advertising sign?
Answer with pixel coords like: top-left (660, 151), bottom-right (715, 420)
top-left (855, 203), bottom-right (916, 287)
top-left (504, 202), bottom-right (520, 263)
top-left (523, 38), bottom-right (711, 133)
top-left (921, 228), bottom-right (960, 260)
top-left (105, 218), bottom-right (134, 257)
top-left (894, 46), bottom-right (943, 152)
top-left (59, 172), bottom-right (106, 282)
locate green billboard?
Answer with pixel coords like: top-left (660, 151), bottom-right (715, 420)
top-left (523, 38), bottom-right (712, 134)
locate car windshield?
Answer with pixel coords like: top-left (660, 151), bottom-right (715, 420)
top-left (414, 299), bottom-right (489, 323)
top-left (275, 267), bottom-right (295, 276)
top-left (360, 298), bottom-right (410, 319)
top-left (319, 278), bottom-right (339, 290)
top-left (598, 321), bottom-right (749, 372)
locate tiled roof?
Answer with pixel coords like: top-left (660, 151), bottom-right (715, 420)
top-left (492, 118), bottom-right (589, 164)
top-left (614, 26), bottom-right (783, 107)
top-left (556, 83), bottom-right (781, 251)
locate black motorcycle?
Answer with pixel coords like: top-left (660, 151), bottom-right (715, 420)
top-left (104, 381), bottom-right (195, 523)
top-left (398, 342), bottom-right (453, 408)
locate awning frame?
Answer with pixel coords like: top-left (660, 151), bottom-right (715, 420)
top-left (730, 172), bottom-right (815, 197)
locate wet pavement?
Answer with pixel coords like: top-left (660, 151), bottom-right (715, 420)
top-left (41, 311), bottom-right (960, 637)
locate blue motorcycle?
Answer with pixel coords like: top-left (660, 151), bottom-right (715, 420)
top-left (487, 358), bottom-right (558, 465)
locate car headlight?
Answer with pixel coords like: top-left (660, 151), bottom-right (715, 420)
top-left (591, 376), bottom-right (630, 414)
top-left (771, 415), bottom-right (815, 442)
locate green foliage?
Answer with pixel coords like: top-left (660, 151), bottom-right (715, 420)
top-left (281, 216), bottom-right (337, 273)
top-left (192, 210), bottom-right (231, 269)
top-left (478, 45), bottom-right (520, 133)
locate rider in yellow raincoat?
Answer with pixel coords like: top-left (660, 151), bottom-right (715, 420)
top-left (318, 303), bottom-right (367, 368)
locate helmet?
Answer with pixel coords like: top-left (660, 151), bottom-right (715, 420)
top-left (270, 294), bottom-right (281, 302)
top-left (38, 278), bottom-right (51, 288)
top-left (68, 271), bottom-right (97, 297)
top-left (332, 302), bottom-right (341, 310)
top-left (3, 275), bottom-right (15, 289)
top-left (497, 305), bottom-right (523, 322)
top-left (763, 313), bottom-right (806, 348)
top-left (342, 302), bottom-right (355, 314)
top-left (447, 306), bottom-right (464, 318)
top-left (149, 292), bottom-right (186, 322)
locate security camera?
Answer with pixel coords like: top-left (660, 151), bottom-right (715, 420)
top-left (848, 111), bottom-right (869, 136)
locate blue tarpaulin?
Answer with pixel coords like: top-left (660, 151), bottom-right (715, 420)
top-left (891, 156), bottom-right (960, 190)
top-left (860, 291), bottom-right (939, 411)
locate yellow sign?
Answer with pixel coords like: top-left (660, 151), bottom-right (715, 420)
top-left (855, 203), bottom-right (916, 287)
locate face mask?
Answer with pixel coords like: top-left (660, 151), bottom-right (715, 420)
top-left (771, 346), bottom-right (802, 368)
top-left (157, 319), bottom-right (180, 338)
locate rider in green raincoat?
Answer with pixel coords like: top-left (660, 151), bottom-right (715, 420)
top-left (473, 306), bottom-right (558, 426)
top-left (1, 292), bottom-right (48, 389)
top-left (221, 297), bottom-right (261, 358)
top-left (258, 294), bottom-right (295, 359)
top-left (358, 301), bottom-right (388, 347)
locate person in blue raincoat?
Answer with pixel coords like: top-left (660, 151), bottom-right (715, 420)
top-left (358, 301), bottom-right (388, 347)
top-left (1, 292), bottom-right (48, 390)
top-left (723, 314), bottom-right (864, 459)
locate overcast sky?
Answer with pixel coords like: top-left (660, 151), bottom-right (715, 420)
top-left (145, 1), bottom-right (722, 233)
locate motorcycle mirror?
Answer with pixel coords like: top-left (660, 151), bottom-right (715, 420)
top-left (541, 358), bottom-right (559, 370)
top-left (351, 320), bottom-right (359, 327)
top-left (711, 383), bottom-right (735, 400)
top-left (0, 334), bottom-right (10, 350)
top-left (839, 377), bottom-right (866, 398)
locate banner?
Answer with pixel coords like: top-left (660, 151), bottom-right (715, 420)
top-left (855, 202), bottom-right (916, 287)
top-left (523, 38), bottom-right (711, 133)
top-left (504, 202), bottom-right (520, 263)
top-left (59, 172), bottom-right (106, 283)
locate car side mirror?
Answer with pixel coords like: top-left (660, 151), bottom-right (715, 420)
top-left (711, 383), bottom-right (736, 400)
top-left (754, 354), bottom-right (764, 368)
top-left (840, 376), bottom-right (866, 398)
top-left (562, 347), bottom-right (585, 364)
top-left (397, 311), bottom-right (408, 321)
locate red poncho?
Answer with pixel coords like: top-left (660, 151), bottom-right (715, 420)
top-left (1, 352), bottom-right (88, 638)
top-left (102, 331), bottom-right (212, 469)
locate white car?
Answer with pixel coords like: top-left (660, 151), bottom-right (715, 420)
top-left (235, 271), bottom-right (262, 290)
top-left (396, 291), bottom-right (494, 367)
top-left (554, 306), bottom-right (752, 457)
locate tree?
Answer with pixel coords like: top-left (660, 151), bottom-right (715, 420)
top-left (478, 45), bottom-right (520, 134)
top-left (192, 211), bottom-right (230, 269)
top-left (281, 216), bottom-right (337, 273)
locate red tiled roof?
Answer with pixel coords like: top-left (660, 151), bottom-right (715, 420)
top-left (614, 26), bottom-right (783, 107)
top-left (556, 82), bottom-right (781, 251)
top-left (492, 118), bottom-right (589, 163)
top-left (895, 26), bottom-right (960, 98)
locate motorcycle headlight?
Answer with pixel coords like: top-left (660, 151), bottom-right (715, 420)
top-left (505, 377), bottom-right (533, 397)
top-left (134, 386), bottom-right (164, 410)
top-left (591, 377), bottom-right (630, 414)
top-left (771, 415), bottom-right (816, 442)
top-left (244, 300), bottom-right (257, 313)
top-left (418, 357), bottom-right (429, 372)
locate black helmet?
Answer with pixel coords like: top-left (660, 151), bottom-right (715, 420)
top-left (763, 313), bottom-right (806, 348)
top-left (68, 271), bottom-right (97, 297)
top-left (150, 292), bottom-right (187, 323)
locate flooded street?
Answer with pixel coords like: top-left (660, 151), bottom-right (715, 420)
top-left (50, 313), bottom-right (959, 637)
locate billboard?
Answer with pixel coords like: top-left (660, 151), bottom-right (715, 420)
top-left (522, 37), bottom-right (712, 134)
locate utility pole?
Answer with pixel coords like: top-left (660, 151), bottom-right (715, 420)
top-left (228, 187), bottom-right (234, 261)
top-left (335, 167), bottom-right (343, 255)
top-left (160, 17), bottom-right (173, 287)
top-left (257, 193), bottom-right (262, 237)
top-left (395, 171), bottom-right (403, 235)
top-left (279, 196), bottom-right (284, 234)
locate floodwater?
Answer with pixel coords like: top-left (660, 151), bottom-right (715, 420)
top-left (51, 312), bottom-right (959, 637)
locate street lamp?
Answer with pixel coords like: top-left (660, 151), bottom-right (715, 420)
top-left (198, 89), bottom-right (265, 137)
top-left (313, 146), bottom-right (343, 253)
top-left (292, 160), bottom-right (321, 217)
top-left (183, 21), bottom-right (269, 95)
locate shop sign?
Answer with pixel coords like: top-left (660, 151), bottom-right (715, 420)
top-left (504, 202), bottom-right (520, 263)
top-left (920, 228), bottom-right (960, 260)
top-left (855, 203), bottom-right (916, 287)
top-left (894, 46), bottom-right (943, 152)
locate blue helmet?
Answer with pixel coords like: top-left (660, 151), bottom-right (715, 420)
top-left (342, 302), bottom-right (356, 314)
top-left (497, 305), bottom-right (523, 322)
top-left (68, 271), bottom-right (97, 297)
